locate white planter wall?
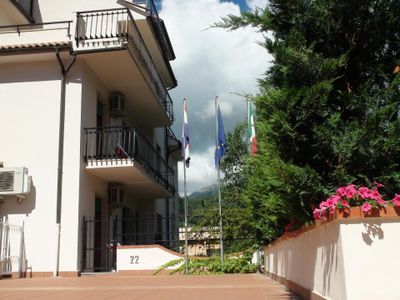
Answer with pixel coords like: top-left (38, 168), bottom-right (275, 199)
top-left (265, 218), bottom-right (400, 300)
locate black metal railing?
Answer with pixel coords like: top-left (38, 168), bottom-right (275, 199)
top-left (132, 0), bottom-right (159, 17)
top-left (81, 215), bottom-right (257, 272)
top-left (82, 215), bottom-right (179, 272)
top-left (167, 127), bottom-right (179, 143)
top-left (75, 8), bottom-right (174, 122)
top-left (0, 20), bottom-right (72, 37)
top-left (84, 126), bottom-right (175, 193)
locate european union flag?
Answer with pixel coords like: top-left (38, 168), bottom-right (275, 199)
top-left (215, 105), bottom-right (227, 167)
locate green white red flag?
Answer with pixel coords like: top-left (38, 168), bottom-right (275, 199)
top-left (248, 102), bottom-right (257, 155)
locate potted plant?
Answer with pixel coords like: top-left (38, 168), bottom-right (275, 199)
top-left (313, 183), bottom-right (400, 221)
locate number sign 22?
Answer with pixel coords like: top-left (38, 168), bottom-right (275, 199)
top-left (130, 255), bottom-right (139, 264)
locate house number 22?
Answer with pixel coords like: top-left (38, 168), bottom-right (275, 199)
top-left (130, 255), bottom-right (139, 264)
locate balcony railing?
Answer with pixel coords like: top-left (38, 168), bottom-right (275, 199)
top-left (132, 0), bottom-right (159, 17)
top-left (0, 21), bottom-right (72, 50)
top-left (75, 8), bottom-right (174, 122)
top-left (84, 126), bottom-right (175, 194)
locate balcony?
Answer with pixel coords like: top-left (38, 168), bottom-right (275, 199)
top-left (75, 8), bottom-right (174, 125)
top-left (84, 126), bottom-right (175, 198)
top-left (167, 127), bottom-right (181, 162)
top-left (118, 0), bottom-right (176, 87)
top-left (0, 21), bottom-right (72, 55)
top-left (132, 0), bottom-right (175, 59)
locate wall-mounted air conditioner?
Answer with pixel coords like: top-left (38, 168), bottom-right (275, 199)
top-left (0, 167), bottom-right (31, 196)
top-left (109, 92), bottom-right (125, 117)
top-left (109, 184), bottom-right (125, 206)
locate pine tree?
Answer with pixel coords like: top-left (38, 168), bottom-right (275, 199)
top-left (216, 0), bottom-right (400, 241)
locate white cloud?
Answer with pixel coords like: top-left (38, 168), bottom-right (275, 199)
top-left (160, 0), bottom-right (271, 194)
top-left (177, 147), bottom-right (218, 195)
top-left (197, 98), bottom-right (234, 121)
top-left (246, 0), bottom-right (268, 11)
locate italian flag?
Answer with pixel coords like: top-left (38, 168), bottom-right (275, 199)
top-left (248, 102), bottom-right (257, 155)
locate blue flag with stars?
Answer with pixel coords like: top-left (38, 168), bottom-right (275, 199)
top-left (215, 105), bottom-right (227, 167)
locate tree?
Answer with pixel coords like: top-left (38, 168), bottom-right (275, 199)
top-left (216, 0), bottom-right (400, 241)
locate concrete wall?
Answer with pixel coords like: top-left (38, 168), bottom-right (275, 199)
top-left (0, 60), bottom-right (61, 273)
top-left (0, 0), bottom-right (178, 275)
top-left (265, 216), bottom-right (400, 300)
top-left (117, 245), bottom-right (182, 271)
top-left (58, 62), bottom-right (83, 272)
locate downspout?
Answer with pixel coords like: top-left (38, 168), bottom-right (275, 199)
top-left (54, 48), bottom-right (76, 277)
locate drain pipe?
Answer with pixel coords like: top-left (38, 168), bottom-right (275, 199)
top-left (54, 48), bottom-right (76, 277)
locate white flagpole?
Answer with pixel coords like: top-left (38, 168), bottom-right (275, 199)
top-left (247, 96), bottom-right (250, 152)
top-left (182, 98), bottom-right (189, 274)
top-left (183, 160), bottom-right (189, 274)
top-left (215, 96), bottom-right (224, 266)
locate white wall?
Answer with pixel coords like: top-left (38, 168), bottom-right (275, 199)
top-left (0, 60), bottom-right (61, 273)
top-left (32, 0), bottom-right (146, 25)
top-left (265, 218), bottom-right (400, 300)
top-left (117, 245), bottom-right (182, 271)
top-left (34, 0), bottom-right (121, 23)
top-left (58, 63), bottom-right (83, 272)
top-left (77, 60), bottom-right (110, 269)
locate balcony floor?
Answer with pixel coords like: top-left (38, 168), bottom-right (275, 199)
top-left (86, 159), bottom-right (171, 199)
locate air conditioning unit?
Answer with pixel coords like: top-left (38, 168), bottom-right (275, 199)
top-left (0, 167), bottom-right (31, 196)
top-left (109, 185), bottom-right (125, 206)
top-left (109, 93), bottom-right (125, 117)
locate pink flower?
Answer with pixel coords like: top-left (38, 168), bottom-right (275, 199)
top-left (392, 195), bottom-right (400, 207)
top-left (341, 200), bottom-right (350, 208)
top-left (313, 208), bottom-right (321, 220)
top-left (284, 223), bottom-right (292, 232)
top-left (345, 184), bottom-right (357, 199)
top-left (370, 190), bottom-right (386, 206)
top-left (336, 186), bottom-right (347, 197)
top-left (374, 181), bottom-right (385, 189)
top-left (358, 187), bottom-right (372, 199)
top-left (319, 201), bottom-right (329, 209)
top-left (361, 202), bottom-right (372, 213)
top-left (327, 195), bottom-right (340, 206)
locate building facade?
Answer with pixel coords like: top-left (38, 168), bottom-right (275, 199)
top-left (0, 0), bottom-right (181, 276)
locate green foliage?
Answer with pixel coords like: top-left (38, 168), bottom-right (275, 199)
top-left (215, 0), bottom-right (400, 242)
top-left (154, 251), bottom-right (256, 275)
top-left (153, 258), bottom-right (183, 275)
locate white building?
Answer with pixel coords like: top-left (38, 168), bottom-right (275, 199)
top-left (0, 0), bottom-right (181, 276)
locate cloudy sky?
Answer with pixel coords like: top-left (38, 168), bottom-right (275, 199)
top-left (158, 0), bottom-right (271, 194)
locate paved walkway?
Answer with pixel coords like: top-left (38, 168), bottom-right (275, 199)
top-left (0, 274), bottom-right (300, 300)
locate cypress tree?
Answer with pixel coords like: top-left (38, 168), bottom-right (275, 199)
top-left (216, 0), bottom-right (400, 241)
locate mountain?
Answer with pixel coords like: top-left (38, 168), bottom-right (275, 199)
top-left (188, 184), bottom-right (218, 200)
top-left (187, 184), bottom-right (219, 226)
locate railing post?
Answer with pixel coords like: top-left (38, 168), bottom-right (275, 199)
top-left (75, 13), bottom-right (80, 47)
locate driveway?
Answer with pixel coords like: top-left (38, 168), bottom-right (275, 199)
top-left (0, 273), bottom-right (301, 300)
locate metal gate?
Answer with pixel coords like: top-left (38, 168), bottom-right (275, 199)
top-left (81, 215), bottom-right (179, 273)
top-left (0, 221), bottom-right (24, 276)
top-left (81, 217), bottom-right (115, 273)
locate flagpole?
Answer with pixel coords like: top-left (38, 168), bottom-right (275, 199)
top-left (182, 98), bottom-right (189, 274)
top-left (183, 159), bottom-right (189, 274)
top-left (247, 96), bottom-right (250, 152)
top-left (215, 96), bottom-right (224, 267)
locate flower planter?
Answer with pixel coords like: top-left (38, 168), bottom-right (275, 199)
top-left (317, 206), bottom-right (400, 222)
top-left (334, 206), bottom-right (361, 219)
top-left (333, 206), bottom-right (400, 219)
top-left (363, 206), bottom-right (400, 218)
